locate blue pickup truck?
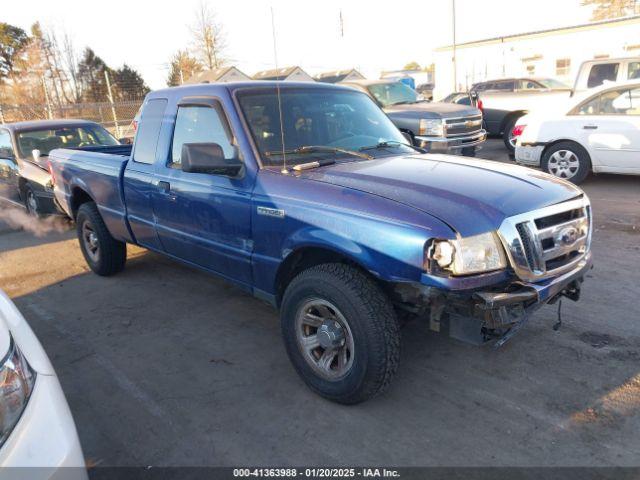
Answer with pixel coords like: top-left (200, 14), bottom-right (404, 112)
top-left (49, 82), bottom-right (593, 404)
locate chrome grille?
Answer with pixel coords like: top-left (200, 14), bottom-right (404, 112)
top-left (498, 197), bottom-right (592, 282)
top-left (444, 115), bottom-right (483, 138)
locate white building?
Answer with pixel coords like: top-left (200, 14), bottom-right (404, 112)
top-left (433, 15), bottom-right (640, 98)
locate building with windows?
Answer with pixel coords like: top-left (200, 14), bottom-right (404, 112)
top-left (433, 15), bottom-right (640, 98)
top-left (315, 69), bottom-right (365, 83)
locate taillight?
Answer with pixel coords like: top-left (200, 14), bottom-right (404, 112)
top-left (132, 120), bottom-right (138, 132)
top-left (477, 99), bottom-right (483, 112)
top-left (512, 124), bottom-right (526, 137)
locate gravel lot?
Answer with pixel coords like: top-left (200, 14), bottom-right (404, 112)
top-left (0, 139), bottom-right (639, 467)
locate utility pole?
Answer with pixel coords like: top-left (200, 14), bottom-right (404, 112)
top-left (42, 76), bottom-right (53, 119)
top-left (452, 0), bottom-right (457, 92)
top-left (180, 68), bottom-right (185, 85)
top-left (104, 70), bottom-right (121, 139)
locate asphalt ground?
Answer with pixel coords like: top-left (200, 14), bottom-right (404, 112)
top-left (0, 139), bottom-right (638, 467)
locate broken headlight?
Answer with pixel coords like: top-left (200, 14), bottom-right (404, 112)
top-left (427, 232), bottom-right (507, 276)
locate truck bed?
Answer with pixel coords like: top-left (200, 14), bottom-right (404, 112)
top-left (48, 145), bottom-right (133, 242)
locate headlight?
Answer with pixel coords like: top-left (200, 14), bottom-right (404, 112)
top-left (419, 118), bottom-right (445, 137)
top-left (427, 232), bottom-right (507, 275)
top-left (0, 338), bottom-right (36, 446)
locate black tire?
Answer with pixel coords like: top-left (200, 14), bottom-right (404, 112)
top-left (23, 184), bottom-right (41, 217)
top-left (541, 141), bottom-right (591, 185)
top-left (76, 202), bottom-right (126, 276)
top-left (280, 263), bottom-right (400, 404)
top-left (502, 115), bottom-right (521, 153)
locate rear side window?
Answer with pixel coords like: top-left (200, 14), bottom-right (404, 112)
top-left (0, 130), bottom-right (14, 159)
top-left (133, 98), bottom-right (167, 164)
top-left (587, 63), bottom-right (619, 88)
top-left (170, 104), bottom-right (235, 167)
top-left (628, 62), bottom-right (640, 80)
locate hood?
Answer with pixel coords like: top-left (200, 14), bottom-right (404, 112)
top-left (297, 154), bottom-right (582, 237)
top-left (384, 101), bottom-right (480, 119)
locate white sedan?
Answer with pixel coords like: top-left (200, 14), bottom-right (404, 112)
top-left (514, 81), bottom-right (640, 184)
top-left (0, 290), bottom-right (87, 479)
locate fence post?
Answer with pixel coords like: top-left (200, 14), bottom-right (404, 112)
top-left (104, 71), bottom-right (121, 138)
top-left (0, 104), bottom-right (4, 124)
top-left (42, 76), bottom-right (53, 119)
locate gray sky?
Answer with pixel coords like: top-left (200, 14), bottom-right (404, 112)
top-left (4, 0), bottom-right (593, 89)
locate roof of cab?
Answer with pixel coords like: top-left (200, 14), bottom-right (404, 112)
top-left (148, 80), bottom-right (356, 98)
top-left (1, 118), bottom-right (102, 132)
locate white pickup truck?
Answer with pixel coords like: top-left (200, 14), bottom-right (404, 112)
top-left (467, 57), bottom-right (640, 152)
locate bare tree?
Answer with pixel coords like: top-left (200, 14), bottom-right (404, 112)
top-left (61, 31), bottom-right (81, 102)
top-left (190, 1), bottom-right (227, 70)
top-left (582, 0), bottom-right (640, 20)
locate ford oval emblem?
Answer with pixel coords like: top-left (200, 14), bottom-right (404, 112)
top-left (559, 227), bottom-right (578, 246)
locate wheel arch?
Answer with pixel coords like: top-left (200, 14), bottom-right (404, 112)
top-left (274, 245), bottom-right (379, 307)
top-left (69, 186), bottom-right (95, 219)
top-left (500, 110), bottom-right (528, 134)
top-left (541, 138), bottom-right (592, 165)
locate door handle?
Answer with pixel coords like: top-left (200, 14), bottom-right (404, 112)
top-left (157, 180), bottom-right (171, 192)
top-left (583, 125), bottom-right (598, 130)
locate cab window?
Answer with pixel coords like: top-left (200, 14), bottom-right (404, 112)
top-left (170, 104), bottom-right (235, 167)
top-left (133, 98), bottom-right (168, 164)
top-left (629, 62), bottom-right (640, 80)
top-left (587, 63), bottom-right (619, 88)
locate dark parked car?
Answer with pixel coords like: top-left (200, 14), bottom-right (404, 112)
top-left (466, 78), bottom-right (571, 152)
top-left (0, 119), bottom-right (119, 215)
top-left (340, 79), bottom-right (485, 156)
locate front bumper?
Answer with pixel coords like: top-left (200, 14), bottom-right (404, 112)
top-left (0, 374), bottom-right (87, 479)
top-left (420, 251), bottom-right (592, 345)
top-left (416, 130), bottom-right (487, 153)
top-left (515, 144), bottom-right (544, 167)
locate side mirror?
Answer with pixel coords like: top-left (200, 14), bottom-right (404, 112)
top-left (32, 149), bottom-right (41, 163)
top-left (401, 131), bottom-right (414, 145)
top-left (181, 142), bottom-right (242, 176)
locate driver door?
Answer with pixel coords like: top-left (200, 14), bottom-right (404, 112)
top-left (152, 96), bottom-right (254, 285)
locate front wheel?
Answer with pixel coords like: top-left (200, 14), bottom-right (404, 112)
top-left (76, 202), bottom-right (126, 276)
top-left (280, 263), bottom-right (400, 404)
top-left (541, 141), bottom-right (591, 184)
top-left (23, 184), bottom-right (40, 216)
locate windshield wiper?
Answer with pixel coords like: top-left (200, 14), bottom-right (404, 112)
top-left (359, 140), bottom-right (426, 154)
top-left (265, 145), bottom-right (373, 161)
top-left (389, 100), bottom-right (416, 106)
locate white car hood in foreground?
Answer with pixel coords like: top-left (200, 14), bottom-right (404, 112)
top-left (0, 290), bottom-right (55, 375)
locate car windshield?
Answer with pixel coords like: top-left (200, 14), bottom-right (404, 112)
top-left (17, 124), bottom-right (119, 157)
top-left (237, 87), bottom-right (412, 168)
top-left (537, 78), bottom-right (570, 89)
top-left (367, 82), bottom-right (419, 107)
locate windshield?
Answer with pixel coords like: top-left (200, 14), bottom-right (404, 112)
top-left (367, 82), bottom-right (419, 107)
top-left (537, 78), bottom-right (571, 89)
top-left (237, 88), bottom-right (412, 167)
top-left (17, 124), bottom-right (119, 157)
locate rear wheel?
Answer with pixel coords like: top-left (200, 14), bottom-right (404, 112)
top-left (76, 202), bottom-right (126, 276)
top-left (23, 184), bottom-right (40, 216)
top-left (541, 141), bottom-right (591, 184)
top-left (280, 263), bottom-right (400, 404)
top-left (502, 116), bottom-right (521, 153)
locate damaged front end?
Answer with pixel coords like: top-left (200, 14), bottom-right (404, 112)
top-left (392, 196), bottom-right (593, 347)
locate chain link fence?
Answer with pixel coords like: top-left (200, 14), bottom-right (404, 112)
top-left (0, 99), bottom-right (143, 140)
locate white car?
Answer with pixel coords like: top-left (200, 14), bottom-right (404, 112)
top-left (514, 80), bottom-right (640, 184)
top-left (0, 290), bottom-right (86, 479)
